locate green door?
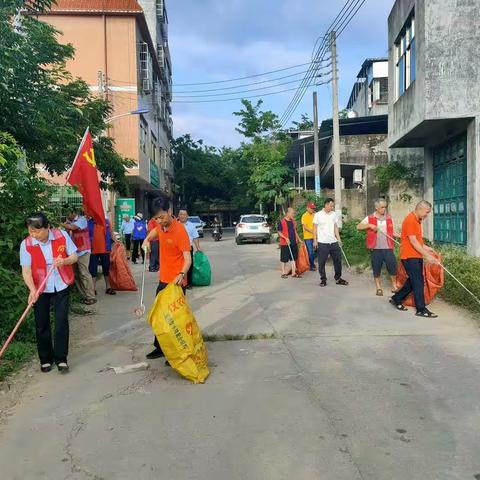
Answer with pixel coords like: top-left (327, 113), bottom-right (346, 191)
top-left (433, 134), bottom-right (467, 245)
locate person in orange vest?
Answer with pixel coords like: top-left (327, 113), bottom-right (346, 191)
top-left (87, 217), bottom-right (116, 295)
top-left (61, 206), bottom-right (97, 305)
top-left (20, 213), bottom-right (78, 373)
top-left (357, 198), bottom-right (400, 296)
top-left (278, 207), bottom-right (301, 278)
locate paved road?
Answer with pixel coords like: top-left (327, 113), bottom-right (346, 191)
top-left (1, 233), bottom-right (480, 479)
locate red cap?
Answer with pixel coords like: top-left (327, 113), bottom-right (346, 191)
top-left (307, 202), bottom-right (316, 209)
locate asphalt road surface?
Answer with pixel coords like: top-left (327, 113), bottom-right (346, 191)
top-left (1, 233), bottom-right (479, 479)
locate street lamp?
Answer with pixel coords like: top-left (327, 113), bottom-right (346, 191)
top-left (106, 108), bottom-right (149, 123)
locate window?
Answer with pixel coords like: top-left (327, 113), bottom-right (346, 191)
top-left (379, 77), bottom-right (388, 104)
top-left (395, 13), bottom-right (415, 99)
top-left (151, 133), bottom-right (158, 163)
top-left (140, 118), bottom-right (148, 153)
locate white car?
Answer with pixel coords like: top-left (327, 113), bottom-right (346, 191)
top-left (235, 214), bottom-right (271, 245)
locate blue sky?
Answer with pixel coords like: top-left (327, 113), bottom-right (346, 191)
top-left (169, 0), bottom-right (394, 148)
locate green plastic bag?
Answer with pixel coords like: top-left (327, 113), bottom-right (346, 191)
top-left (192, 251), bottom-right (211, 286)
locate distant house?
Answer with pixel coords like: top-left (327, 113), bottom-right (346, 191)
top-left (346, 58), bottom-right (389, 117)
top-left (287, 115), bottom-right (389, 218)
top-left (388, 0), bottom-right (480, 256)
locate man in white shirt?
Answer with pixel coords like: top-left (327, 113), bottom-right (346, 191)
top-left (313, 198), bottom-right (348, 287)
top-left (178, 209), bottom-right (201, 288)
top-left (61, 207), bottom-right (97, 305)
top-left (120, 215), bottom-right (135, 259)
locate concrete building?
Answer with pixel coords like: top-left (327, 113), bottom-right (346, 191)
top-left (40, 0), bottom-right (174, 217)
top-left (388, 0), bottom-right (480, 256)
top-left (287, 115), bottom-right (389, 218)
top-left (346, 58), bottom-right (389, 117)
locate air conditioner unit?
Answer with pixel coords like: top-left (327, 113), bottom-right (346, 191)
top-left (353, 169), bottom-right (363, 183)
top-left (142, 78), bottom-right (151, 93)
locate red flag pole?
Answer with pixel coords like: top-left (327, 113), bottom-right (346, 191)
top-left (58, 127), bottom-right (90, 224)
top-left (0, 264), bottom-right (57, 360)
top-left (65, 127), bottom-right (90, 184)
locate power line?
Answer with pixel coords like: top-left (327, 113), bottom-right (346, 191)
top-left (282, 0), bottom-right (366, 127)
top-left (279, 0), bottom-right (366, 128)
top-left (279, 0), bottom-right (357, 125)
top-left (171, 62), bottom-right (312, 86)
top-left (171, 80), bottom-right (331, 104)
top-left (173, 72), bottom-right (331, 98)
top-left (173, 63), bottom-right (331, 94)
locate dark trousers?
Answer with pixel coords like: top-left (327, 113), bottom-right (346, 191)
top-left (149, 240), bottom-right (159, 271)
top-left (392, 258), bottom-right (425, 312)
top-left (187, 247), bottom-right (194, 286)
top-left (304, 239), bottom-right (316, 268)
top-left (153, 282), bottom-right (187, 351)
top-left (33, 287), bottom-right (70, 364)
top-left (124, 234), bottom-right (132, 254)
top-left (317, 242), bottom-right (342, 282)
top-left (131, 239), bottom-right (145, 263)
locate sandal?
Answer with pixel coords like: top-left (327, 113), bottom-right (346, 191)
top-left (389, 299), bottom-right (407, 311)
top-left (376, 289), bottom-right (384, 296)
top-left (281, 274), bottom-right (288, 279)
top-left (292, 274), bottom-right (302, 278)
top-left (415, 308), bottom-right (438, 318)
top-left (41, 363), bottom-right (52, 373)
top-left (336, 278), bottom-right (349, 286)
top-left (57, 362), bottom-right (69, 373)
top-left (105, 288), bottom-right (116, 295)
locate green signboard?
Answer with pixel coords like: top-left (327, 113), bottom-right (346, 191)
top-left (115, 198), bottom-right (135, 231)
top-left (150, 160), bottom-right (160, 188)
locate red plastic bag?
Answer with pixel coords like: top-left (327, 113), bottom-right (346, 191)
top-left (396, 251), bottom-right (444, 306)
top-left (296, 243), bottom-right (310, 275)
top-left (109, 242), bottom-right (137, 291)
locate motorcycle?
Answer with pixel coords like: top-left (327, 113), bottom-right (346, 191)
top-left (212, 226), bottom-right (222, 242)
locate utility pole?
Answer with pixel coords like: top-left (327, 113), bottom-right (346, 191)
top-left (312, 92), bottom-right (320, 195)
top-left (181, 152), bottom-right (185, 206)
top-left (330, 31), bottom-right (342, 227)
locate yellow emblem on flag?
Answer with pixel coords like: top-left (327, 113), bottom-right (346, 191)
top-left (83, 148), bottom-right (96, 167)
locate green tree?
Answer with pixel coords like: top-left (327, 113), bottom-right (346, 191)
top-left (232, 100), bottom-right (292, 213)
top-left (291, 113), bottom-right (314, 130)
top-left (0, 0), bottom-right (132, 193)
top-left (233, 99), bottom-right (281, 138)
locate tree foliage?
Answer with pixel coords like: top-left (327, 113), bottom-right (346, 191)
top-left (291, 113), bottom-right (314, 130)
top-left (0, 0), bottom-right (132, 192)
top-left (233, 99), bottom-right (281, 138)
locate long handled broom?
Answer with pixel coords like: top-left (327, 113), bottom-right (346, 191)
top-left (0, 264), bottom-right (56, 359)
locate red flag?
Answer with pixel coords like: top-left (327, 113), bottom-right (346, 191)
top-left (67, 128), bottom-right (106, 228)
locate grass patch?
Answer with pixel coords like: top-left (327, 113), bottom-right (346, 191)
top-left (0, 342), bottom-right (36, 381)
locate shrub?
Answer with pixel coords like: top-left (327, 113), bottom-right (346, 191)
top-left (436, 245), bottom-right (480, 314)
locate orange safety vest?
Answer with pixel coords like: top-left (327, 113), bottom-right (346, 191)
top-left (71, 227), bottom-right (91, 253)
top-left (366, 215), bottom-right (394, 249)
top-left (25, 229), bottom-right (74, 294)
top-left (279, 218), bottom-right (298, 246)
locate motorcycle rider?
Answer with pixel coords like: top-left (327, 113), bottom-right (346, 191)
top-left (212, 215), bottom-right (223, 238)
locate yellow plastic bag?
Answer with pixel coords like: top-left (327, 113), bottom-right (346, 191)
top-left (147, 283), bottom-right (209, 384)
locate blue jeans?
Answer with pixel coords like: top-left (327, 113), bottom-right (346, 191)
top-left (304, 239), bottom-right (315, 268)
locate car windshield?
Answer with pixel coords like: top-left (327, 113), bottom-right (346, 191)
top-left (241, 215), bottom-right (264, 224)
top-left (188, 217), bottom-right (201, 224)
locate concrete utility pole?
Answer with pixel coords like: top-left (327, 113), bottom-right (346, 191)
top-left (312, 92), bottom-right (320, 195)
top-left (330, 31), bottom-right (342, 227)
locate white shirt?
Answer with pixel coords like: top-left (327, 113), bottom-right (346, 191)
top-left (313, 210), bottom-right (338, 243)
top-left (182, 221), bottom-right (199, 246)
